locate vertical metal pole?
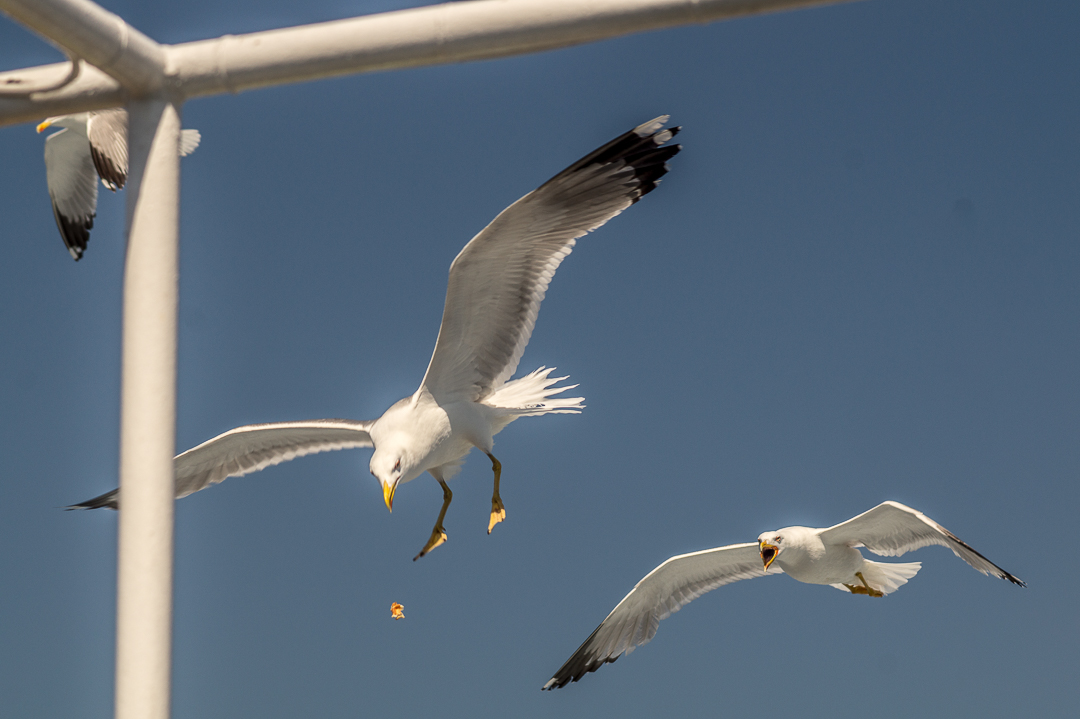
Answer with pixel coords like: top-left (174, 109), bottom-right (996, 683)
top-left (115, 98), bottom-right (180, 719)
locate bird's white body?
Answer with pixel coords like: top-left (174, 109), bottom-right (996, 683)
top-left (369, 394), bottom-right (457, 485)
top-left (368, 370), bottom-right (567, 487)
top-left (371, 393), bottom-right (491, 486)
top-left (763, 526), bottom-right (848, 584)
top-left (759, 525), bottom-right (921, 594)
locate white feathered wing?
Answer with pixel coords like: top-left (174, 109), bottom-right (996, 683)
top-left (544, 542), bottom-right (778, 689)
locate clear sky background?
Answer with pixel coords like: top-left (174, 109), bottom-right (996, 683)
top-left (1, 1), bottom-right (1077, 717)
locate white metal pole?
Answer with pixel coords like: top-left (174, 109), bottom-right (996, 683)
top-left (115, 97), bottom-right (181, 719)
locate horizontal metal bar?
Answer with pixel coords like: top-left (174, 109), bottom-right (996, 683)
top-left (167, 0), bottom-right (857, 98)
top-left (0, 61), bottom-right (125, 125)
top-left (0, 0), bottom-right (164, 93)
top-left (0, 0), bottom-right (859, 127)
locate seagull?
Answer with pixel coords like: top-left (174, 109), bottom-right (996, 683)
top-left (543, 500), bottom-right (1024, 689)
top-left (70, 116), bottom-right (682, 561)
top-left (37, 109), bottom-right (202, 260)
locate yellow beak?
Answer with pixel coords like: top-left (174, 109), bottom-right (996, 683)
top-left (36, 120), bottom-right (52, 134)
top-left (383, 481), bottom-right (396, 512)
top-left (760, 542), bottom-right (779, 572)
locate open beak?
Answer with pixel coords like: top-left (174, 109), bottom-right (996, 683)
top-left (759, 541), bottom-right (779, 572)
top-left (36, 120), bottom-right (52, 134)
top-left (383, 480), bottom-right (397, 512)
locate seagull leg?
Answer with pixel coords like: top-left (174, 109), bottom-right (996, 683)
top-left (414, 479), bottom-right (452, 561)
top-left (845, 571), bottom-right (884, 598)
top-left (486, 452), bottom-right (506, 534)
top-left (856, 571), bottom-right (884, 598)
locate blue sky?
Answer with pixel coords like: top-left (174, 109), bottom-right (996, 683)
top-left (1, 1), bottom-right (1077, 717)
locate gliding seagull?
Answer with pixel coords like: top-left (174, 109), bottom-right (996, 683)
top-left (37, 109), bottom-right (201, 260)
top-left (70, 116), bottom-right (682, 561)
top-left (544, 501), bottom-right (1024, 689)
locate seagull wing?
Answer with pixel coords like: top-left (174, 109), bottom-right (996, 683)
top-left (43, 127), bottom-right (97, 260)
top-left (87, 109), bottom-right (128, 190)
top-left (419, 117), bottom-right (681, 402)
top-left (818, 501), bottom-right (1024, 586)
top-left (544, 542), bottom-right (776, 690)
top-left (68, 419), bottom-right (375, 510)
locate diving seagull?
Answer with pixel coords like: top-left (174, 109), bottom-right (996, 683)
top-left (544, 500), bottom-right (1024, 689)
top-left (70, 116), bottom-right (682, 561)
top-left (37, 109), bottom-right (201, 260)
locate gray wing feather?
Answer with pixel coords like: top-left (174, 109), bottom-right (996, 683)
top-left (87, 109), bottom-right (128, 190)
top-left (420, 117), bottom-right (680, 402)
top-left (68, 419), bottom-right (374, 510)
top-left (544, 542), bottom-right (775, 689)
top-left (818, 501), bottom-right (1025, 586)
top-left (43, 127), bottom-right (97, 260)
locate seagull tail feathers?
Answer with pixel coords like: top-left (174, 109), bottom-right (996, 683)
top-left (65, 488), bottom-right (119, 511)
top-left (179, 129), bottom-right (201, 157)
top-left (484, 366), bottom-right (584, 417)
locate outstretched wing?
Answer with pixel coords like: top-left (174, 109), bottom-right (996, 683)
top-left (86, 109), bottom-right (128, 190)
top-left (544, 542), bottom-right (776, 690)
top-left (43, 127), bottom-right (97, 260)
top-left (818, 501), bottom-right (1025, 586)
top-left (68, 419), bottom-right (375, 510)
top-left (420, 116), bottom-right (681, 402)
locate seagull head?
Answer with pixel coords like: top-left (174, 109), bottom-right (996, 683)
top-left (36, 113), bottom-right (83, 134)
top-left (370, 452), bottom-right (405, 512)
top-left (757, 531), bottom-right (785, 572)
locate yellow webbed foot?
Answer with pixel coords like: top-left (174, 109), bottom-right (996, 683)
top-left (488, 497), bottom-right (506, 534)
top-left (413, 525), bottom-right (448, 561)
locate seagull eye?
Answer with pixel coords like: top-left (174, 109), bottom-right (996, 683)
top-left (393, 459), bottom-right (401, 473)
top-left (775, 536), bottom-right (782, 543)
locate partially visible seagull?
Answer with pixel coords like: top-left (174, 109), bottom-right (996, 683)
top-left (543, 500), bottom-right (1024, 689)
top-left (70, 116), bottom-right (681, 561)
top-left (37, 109), bottom-right (201, 260)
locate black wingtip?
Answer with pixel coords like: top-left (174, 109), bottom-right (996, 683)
top-left (1004, 573), bottom-right (1026, 588)
top-left (542, 116), bottom-right (682, 205)
top-left (543, 653), bottom-right (620, 691)
top-left (943, 525), bottom-right (1027, 589)
top-left (541, 620), bottom-right (623, 690)
top-left (65, 488), bottom-right (119, 510)
top-left (50, 201), bottom-right (92, 261)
